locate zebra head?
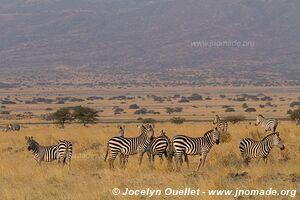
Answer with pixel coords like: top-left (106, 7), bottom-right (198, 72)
top-left (272, 132), bottom-right (285, 150)
top-left (25, 136), bottom-right (38, 151)
top-left (213, 115), bottom-right (220, 124)
top-left (118, 125), bottom-right (125, 136)
top-left (138, 124), bottom-right (155, 140)
top-left (205, 128), bottom-right (220, 145)
top-left (255, 115), bottom-right (264, 126)
top-left (147, 124), bottom-right (155, 140)
top-left (212, 128), bottom-right (220, 144)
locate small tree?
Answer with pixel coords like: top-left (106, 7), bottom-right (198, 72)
top-left (72, 106), bottom-right (98, 126)
top-left (53, 108), bottom-right (72, 128)
top-left (289, 108), bottom-right (300, 120)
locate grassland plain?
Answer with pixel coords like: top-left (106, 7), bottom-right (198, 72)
top-left (0, 122), bottom-right (299, 200)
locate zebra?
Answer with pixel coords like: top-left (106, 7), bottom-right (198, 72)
top-left (104, 124), bottom-right (154, 169)
top-left (213, 115), bottom-right (228, 134)
top-left (140, 130), bottom-right (171, 165)
top-left (239, 132), bottom-right (284, 165)
top-left (57, 140), bottom-right (73, 169)
top-left (5, 124), bottom-right (21, 132)
top-left (25, 136), bottom-right (58, 166)
top-left (172, 128), bottom-right (220, 171)
top-left (255, 115), bottom-right (278, 132)
top-left (25, 136), bottom-right (72, 167)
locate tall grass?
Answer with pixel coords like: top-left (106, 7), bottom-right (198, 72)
top-left (0, 122), bottom-right (299, 200)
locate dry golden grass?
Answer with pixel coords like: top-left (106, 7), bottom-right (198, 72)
top-left (0, 122), bottom-right (299, 200)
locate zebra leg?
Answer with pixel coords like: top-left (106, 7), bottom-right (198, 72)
top-left (138, 151), bottom-right (146, 166)
top-left (147, 151), bottom-right (152, 164)
top-left (184, 154), bottom-right (189, 168)
top-left (197, 153), bottom-right (207, 170)
top-left (159, 154), bottom-right (163, 165)
top-left (243, 157), bottom-right (250, 166)
top-left (263, 157), bottom-right (267, 164)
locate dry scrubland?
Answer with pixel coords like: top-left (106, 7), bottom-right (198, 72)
top-left (0, 122), bottom-right (299, 200)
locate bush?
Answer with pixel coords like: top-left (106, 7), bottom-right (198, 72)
top-left (178, 96), bottom-right (190, 103)
top-left (245, 108), bottom-right (256, 112)
top-left (223, 115), bottom-right (245, 123)
top-left (141, 118), bottom-right (156, 123)
top-left (134, 108), bottom-right (148, 115)
top-left (165, 107), bottom-right (183, 114)
top-left (242, 103), bottom-right (248, 108)
top-left (114, 108), bottom-right (124, 115)
top-left (225, 107), bottom-right (235, 112)
top-left (289, 108), bottom-right (300, 120)
top-left (290, 101), bottom-right (300, 108)
top-left (188, 93), bottom-right (203, 101)
top-left (0, 110), bottom-right (10, 114)
top-left (170, 117), bottom-right (185, 124)
top-left (129, 104), bottom-right (140, 109)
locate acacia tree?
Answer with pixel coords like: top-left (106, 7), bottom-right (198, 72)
top-left (72, 106), bottom-right (98, 126)
top-left (52, 108), bottom-right (72, 128)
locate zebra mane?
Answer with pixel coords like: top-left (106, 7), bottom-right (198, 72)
top-left (261, 132), bottom-right (277, 141)
top-left (203, 129), bottom-right (213, 137)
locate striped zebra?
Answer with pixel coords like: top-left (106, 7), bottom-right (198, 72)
top-left (140, 130), bottom-right (171, 165)
top-left (5, 124), bottom-right (21, 132)
top-left (255, 115), bottom-right (278, 132)
top-left (25, 136), bottom-right (58, 165)
top-left (213, 115), bottom-right (228, 134)
top-left (172, 128), bottom-right (220, 171)
top-left (104, 124), bottom-right (154, 169)
top-left (57, 140), bottom-right (73, 169)
top-left (25, 136), bottom-right (72, 167)
top-left (239, 132), bottom-right (284, 165)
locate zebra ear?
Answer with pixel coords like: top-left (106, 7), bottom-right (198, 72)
top-left (25, 136), bottom-right (28, 140)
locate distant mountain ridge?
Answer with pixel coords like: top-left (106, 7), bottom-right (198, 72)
top-left (0, 0), bottom-right (299, 87)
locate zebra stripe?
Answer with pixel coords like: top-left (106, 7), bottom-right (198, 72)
top-left (25, 136), bottom-right (58, 165)
top-left (172, 128), bottom-right (220, 171)
top-left (255, 115), bottom-right (278, 132)
top-left (105, 124), bottom-right (154, 169)
top-left (239, 132), bottom-right (284, 165)
top-left (104, 125), bottom-right (127, 165)
top-left (57, 140), bottom-right (73, 168)
top-left (213, 115), bottom-right (228, 134)
top-left (141, 130), bottom-right (171, 165)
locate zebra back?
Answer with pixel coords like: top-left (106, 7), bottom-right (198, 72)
top-left (147, 130), bottom-right (170, 156)
top-left (58, 140), bottom-right (73, 162)
top-left (239, 132), bottom-right (284, 160)
top-left (108, 124), bottom-right (154, 157)
top-left (173, 128), bottom-right (220, 156)
top-left (255, 115), bottom-right (278, 132)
